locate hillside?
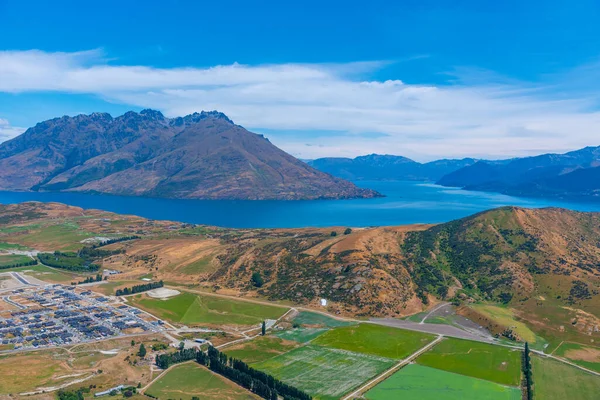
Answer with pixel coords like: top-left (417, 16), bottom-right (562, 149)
top-left (0, 110), bottom-right (379, 200)
top-left (2, 202), bottom-right (600, 338)
top-left (309, 154), bottom-right (476, 181)
top-left (438, 146), bottom-right (600, 199)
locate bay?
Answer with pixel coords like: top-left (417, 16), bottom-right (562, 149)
top-left (0, 181), bottom-right (599, 228)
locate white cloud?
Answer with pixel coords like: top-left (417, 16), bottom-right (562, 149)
top-left (0, 119), bottom-right (25, 142)
top-left (1, 49), bottom-right (599, 160)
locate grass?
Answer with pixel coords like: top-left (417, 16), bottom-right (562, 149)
top-left (253, 345), bottom-right (394, 400)
top-left (130, 292), bottom-right (287, 326)
top-left (0, 254), bottom-right (32, 267)
top-left (416, 338), bottom-right (522, 386)
top-left (533, 356), bottom-right (600, 400)
top-left (0, 242), bottom-right (30, 251)
top-left (0, 351), bottom-right (71, 393)
top-left (274, 327), bottom-right (329, 343)
top-left (552, 342), bottom-right (600, 373)
top-left (222, 336), bottom-right (299, 364)
top-left (92, 280), bottom-right (145, 296)
top-left (292, 311), bottom-right (356, 328)
top-left (13, 223), bottom-right (94, 251)
top-left (312, 323), bottom-right (435, 359)
top-left (405, 312), bottom-right (427, 323)
top-left (470, 304), bottom-right (547, 349)
top-left (0, 264), bottom-right (82, 283)
top-left (145, 362), bottom-right (256, 400)
top-left (365, 364), bottom-right (521, 400)
top-left (179, 255), bottom-right (216, 274)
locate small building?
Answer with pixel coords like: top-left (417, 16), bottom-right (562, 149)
top-left (320, 298), bottom-right (328, 307)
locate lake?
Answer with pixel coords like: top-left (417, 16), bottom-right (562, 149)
top-left (1, 181), bottom-right (599, 228)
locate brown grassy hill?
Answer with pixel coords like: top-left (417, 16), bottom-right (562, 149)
top-left (0, 110), bottom-right (379, 200)
top-left (2, 203), bottom-right (600, 339)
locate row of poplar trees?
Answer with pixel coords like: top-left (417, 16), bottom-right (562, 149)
top-left (522, 342), bottom-right (533, 400)
top-left (155, 345), bottom-right (311, 400)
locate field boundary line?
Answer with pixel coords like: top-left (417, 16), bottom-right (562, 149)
top-left (217, 307), bottom-right (297, 350)
top-left (532, 350), bottom-right (600, 377)
top-left (341, 335), bottom-right (443, 400)
top-left (141, 360), bottom-right (196, 393)
top-left (550, 341), bottom-right (564, 355)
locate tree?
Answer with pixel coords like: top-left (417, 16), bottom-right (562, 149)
top-left (261, 321), bottom-right (266, 336)
top-left (251, 272), bottom-right (264, 288)
top-left (179, 341), bottom-right (185, 351)
top-left (522, 342), bottom-right (533, 400)
top-left (344, 228), bottom-right (352, 235)
top-left (131, 340), bottom-right (135, 347)
top-left (138, 343), bottom-right (147, 358)
top-left (330, 231), bottom-right (337, 237)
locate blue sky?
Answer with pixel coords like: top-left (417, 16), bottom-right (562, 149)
top-left (1, 0), bottom-right (600, 160)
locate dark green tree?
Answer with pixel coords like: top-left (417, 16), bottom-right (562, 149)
top-left (251, 272), bottom-right (264, 288)
top-left (138, 343), bottom-right (147, 358)
top-left (344, 228), bottom-right (352, 235)
top-left (261, 321), bottom-right (266, 336)
top-left (522, 342), bottom-right (533, 400)
top-left (330, 231), bottom-right (337, 236)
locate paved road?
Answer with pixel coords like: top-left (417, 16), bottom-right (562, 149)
top-left (419, 302), bottom-right (448, 324)
top-left (370, 317), bottom-right (495, 343)
top-left (11, 272), bottom-right (34, 286)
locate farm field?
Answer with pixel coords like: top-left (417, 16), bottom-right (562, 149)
top-left (145, 362), bottom-right (257, 400)
top-left (312, 323), bottom-right (435, 359)
top-left (0, 254), bottom-right (32, 267)
top-left (274, 327), bottom-right (329, 343)
top-left (364, 364), bottom-right (521, 400)
top-left (532, 356), bottom-right (600, 400)
top-left (552, 342), bottom-right (600, 373)
top-left (253, 344), bottom-right (394, 400)
top-left (291, 311), bottom-right (356, 328)
top-left (129, 291), bottom-right (287, 327)
top-left (416, 338), bottom-right (522, 386)
top-left (222, 336), bottom-right (299, 364)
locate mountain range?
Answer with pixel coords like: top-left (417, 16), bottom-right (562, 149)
top-left (308, 154), bottom-right (477, 181)
top-left (437, 146), bottom-right (600, 199)
top-left (0, 110), bottom-right (379, 200)
top-left (309, 146), bottom-right (600, 200)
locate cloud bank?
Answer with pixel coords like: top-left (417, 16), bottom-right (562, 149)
top-left (0, 119), bottom-right (25, 142)
top-left (1, 49), bottom-right (599, 160)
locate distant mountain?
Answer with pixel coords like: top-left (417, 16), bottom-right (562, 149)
top-left (309, 154), bottom-right (477, 181)
top-left (0, 110), bottom-right (380, 200)
top-left (438, 146), bottom-right (600, 199)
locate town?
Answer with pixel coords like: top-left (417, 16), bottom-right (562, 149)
top-left (0, 273), bottom-right (164, 351)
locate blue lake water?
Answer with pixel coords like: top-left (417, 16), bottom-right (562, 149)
top-left (1, 181), bottom-right (599, 228)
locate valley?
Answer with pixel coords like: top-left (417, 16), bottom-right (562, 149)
top-left (0, 202), bottom-right (600, 399)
